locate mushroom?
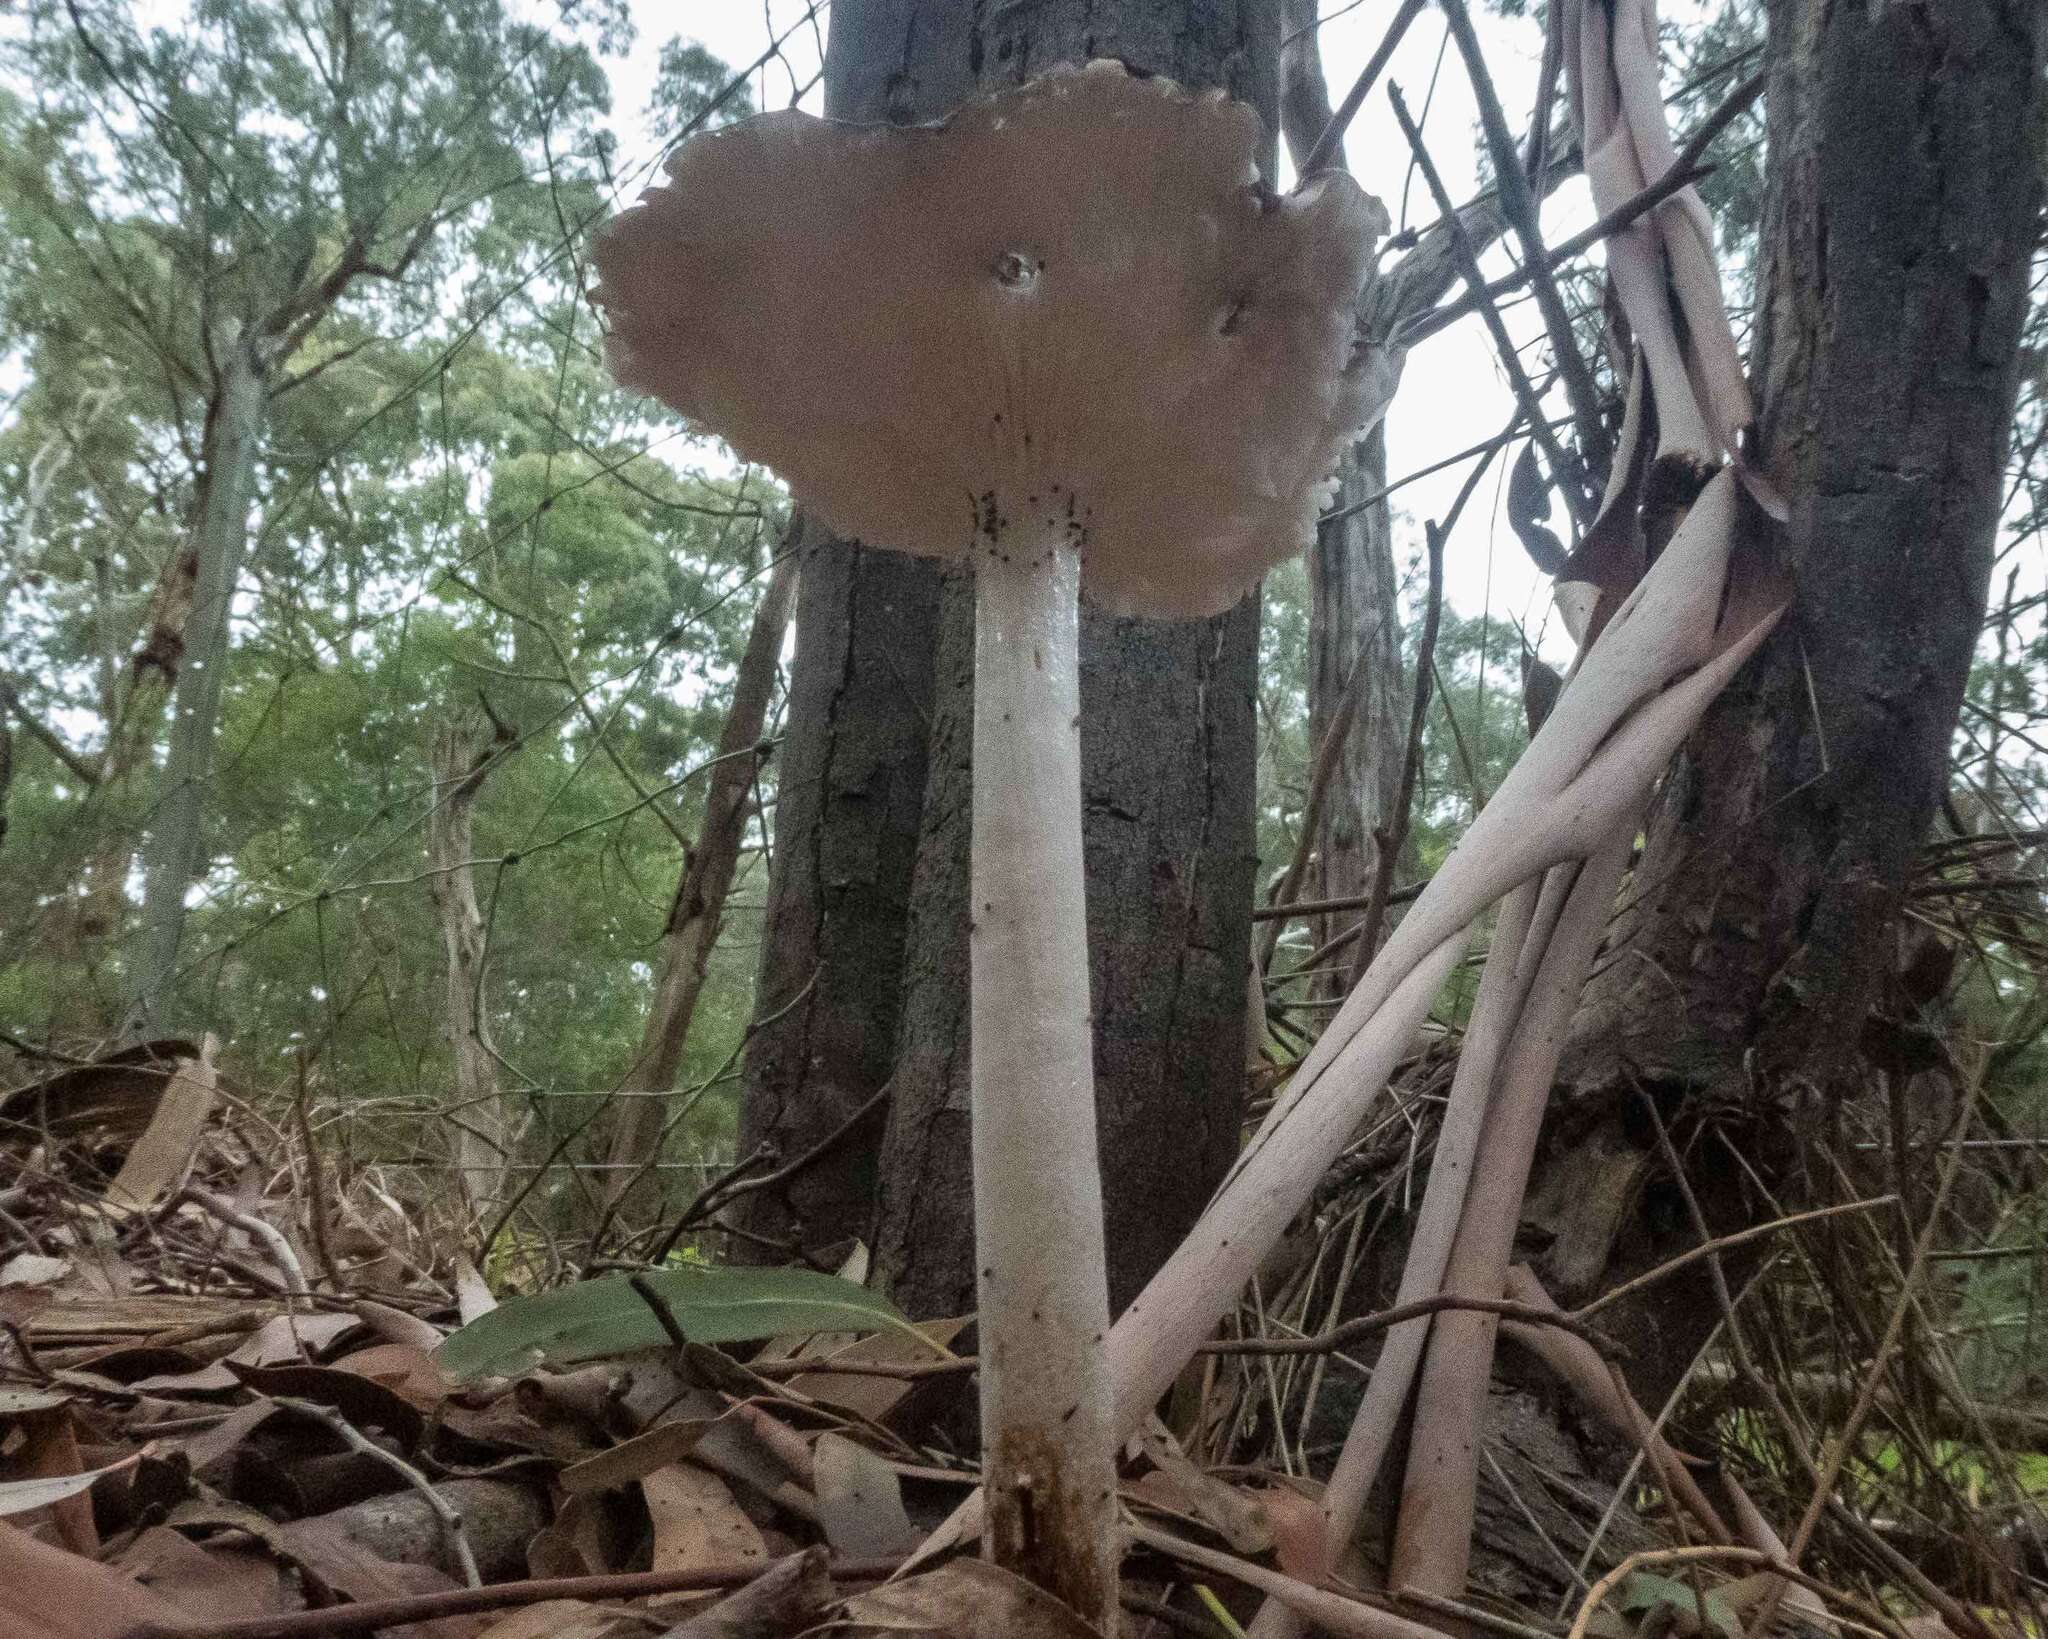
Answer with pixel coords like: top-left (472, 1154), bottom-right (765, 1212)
top-left (592, 60), bottom-right (1387, 1623)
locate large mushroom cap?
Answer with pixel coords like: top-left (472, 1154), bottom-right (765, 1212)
top-left (594, 60), bottom-right (1393, 618)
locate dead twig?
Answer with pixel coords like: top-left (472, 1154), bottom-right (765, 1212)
top-left (178, 1184), bottom-right (310, 1298)
top-left (122, 1556), bottom-right (907, 1639)
top-left (1350, 519), bottom-right (1445, 987)
top-left (1403, 69), bottom-right (1766, 347)
top-left (1388, 83), bottom-right (1585, 527)
top-left (269, 1395), bottom-right (482, 1589)
top-left (1301, 0), bottom-right (1428, 174)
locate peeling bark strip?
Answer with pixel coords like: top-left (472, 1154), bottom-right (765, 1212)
top-left (1573, 0), bottom-right (2046, 1108)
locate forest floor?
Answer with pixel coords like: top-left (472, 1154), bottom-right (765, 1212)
top-left (0, 1034), bottom-right (2041, 1639)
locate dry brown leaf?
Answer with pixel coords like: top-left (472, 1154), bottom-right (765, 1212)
top-left (643, 1462), bottom-right (768, 1576)
top-left (780, 1317), bottom-right (971, 1425)
top-left (0, 1038), bottom-right (203, 1147)
top-left (229, 1359), bottom-right (426, 1446)
top-left (1134, 1426), bottom-right (1272, 1555)
top-left (1254, 1482), bottom-right (1331, 1583)
top-left (274, 1513), bottom-right (487, 1639)
top-left (169, 1397), bottom-right (280, 1477)
top-left (812, 1433), bottom-right (918, 1558)
top-left (2, 1407), bottom-right (98, 1553)
top-left (477, 1600), bottom-right (663, 1639)
top-left (330, 1341), bottom-right (455, 1410)
top-left (529, 1491), bottom-right (629, 1580)
top-left (656, 1546), bottom-right (838, 1638)
top-left (0, 1516), bottom-right (191, 1639)
top-left (441, 1393), bottom-right (603, 1465)
top-left (100, 1038), bottom-right (217, 1217)
top-left (836, 1557), bottom-right (1105, 1637)
top-left (111, 1524), bottom-right (291, 1622)
top-left (351, 1297), bottom-right (447, 1351)
top-left (561, 1418), bottom-right (718, 1496)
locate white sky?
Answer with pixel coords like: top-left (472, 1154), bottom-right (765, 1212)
top-left (601, 2), bottom-right (1604, 660)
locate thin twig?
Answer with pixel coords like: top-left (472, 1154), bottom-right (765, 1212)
top-left (1402, 69), bottom-right (1766, 347)
top-left (269, 1396), bottom-right (481, 1588)
top-left (1388, 83), bottom-right (1584, 525)
top-left (1199, 1292), bottom-right (1622, 1365)
top-left (1437, 0), bottom-right (1608, 493)
top-left (179, 1185), bottom-right (310, 1298)
top-left (1302, 0), bottom-right (1429, 174)
top-left (124, 1556), bottom-right (907, 1639)
top-left (1349, 518), bottom-right (1445, 987)
top-left (1574, 1195), bottom-right (1895, 1321)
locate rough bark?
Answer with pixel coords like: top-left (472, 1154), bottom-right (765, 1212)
top-left (601, 539), bottom-right (801, 1221)
top-left (1547, 0), bottom-right (2045, 1401)
top-left (727, 540), bottom-right (942, 1262)
top-left (425, 713), bottom-right (514, 1228)
top-left (864, 3), bottom-right (1273, 1324)
top-left (123, 337), bottom-right (266, 1035)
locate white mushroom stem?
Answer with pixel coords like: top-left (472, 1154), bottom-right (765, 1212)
top-left (969, 524), bottom-right (1119, 1627)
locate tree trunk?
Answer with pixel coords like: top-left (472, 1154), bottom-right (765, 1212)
top-left (601, 538), bottom-right (801, 1223)
top-left (1278, 0), bottom-right (1407, 970)
top-left (1543, 0), bottom-right (2045, 1402)
top-left (426, 713), bottom-right (514, 1229)
top-left (123, 337), bottom-right (267, 1036)
top-left (727, 538), bottom-right (943, 1263)
top-left (867, 1), bottom-right (1274, 1323)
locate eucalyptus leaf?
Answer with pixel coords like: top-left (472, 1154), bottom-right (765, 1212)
top-left (436, 1266), bottom-right (920, 1379)
top-left (1617, 1571), bottom-right (1743, 1638)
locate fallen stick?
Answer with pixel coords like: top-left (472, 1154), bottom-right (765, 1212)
top-left (121, 1554), bottom-right (905, 1639)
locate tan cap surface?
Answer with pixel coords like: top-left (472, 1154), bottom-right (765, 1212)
top-left (594, 60), bottom-right (1392, 618)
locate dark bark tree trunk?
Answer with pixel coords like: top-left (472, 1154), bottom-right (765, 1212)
top-left (867, 1), bottom-right (1274, 1322)
top-left (727, 538), bottom-right (942, 1266)
top-left (1540, 0), bottom-right (2045, 1405)
top-left (724, 13), bottom-right (977, 1268)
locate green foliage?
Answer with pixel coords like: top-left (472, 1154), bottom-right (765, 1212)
top-left (437, 1265), bottom-right (920, 1378)
top-left (0, 4), bottom-right (779, 1209)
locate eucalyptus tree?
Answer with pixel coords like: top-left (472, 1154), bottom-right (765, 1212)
top-left (0, 0), bottom-right (623, 1035)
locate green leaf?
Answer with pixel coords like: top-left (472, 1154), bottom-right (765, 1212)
top-left (1616, 1572), bottom-right (1743, 1638)
top-left (435, 1266), bottom-right (923, 1379)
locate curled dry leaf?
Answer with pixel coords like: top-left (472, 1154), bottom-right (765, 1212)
top-left (1133, 1426), bottom-right (1273, 1555)
top-left (836, 1556), bottom-right (1107, 1638)
top-left (655, 1545), bottom-right (838, 1639)
top-left (812, 1433), bottom-right (919, 1559)
top-left (110, 1525), bottom-right (292, 1623)
top-left (0, 1516), bottom-right (189, 1639)
top-left (329, 1340), bottom-right (455, 1411)
top-left (561, 1417), bottom-right (719, 1496)
top-left (476, 1601), bottom-right (661, 1639)
top-left (642, 1462), bottom-right (768, 1578)
top-left (99, 1037), bottom-right (217, 1218)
